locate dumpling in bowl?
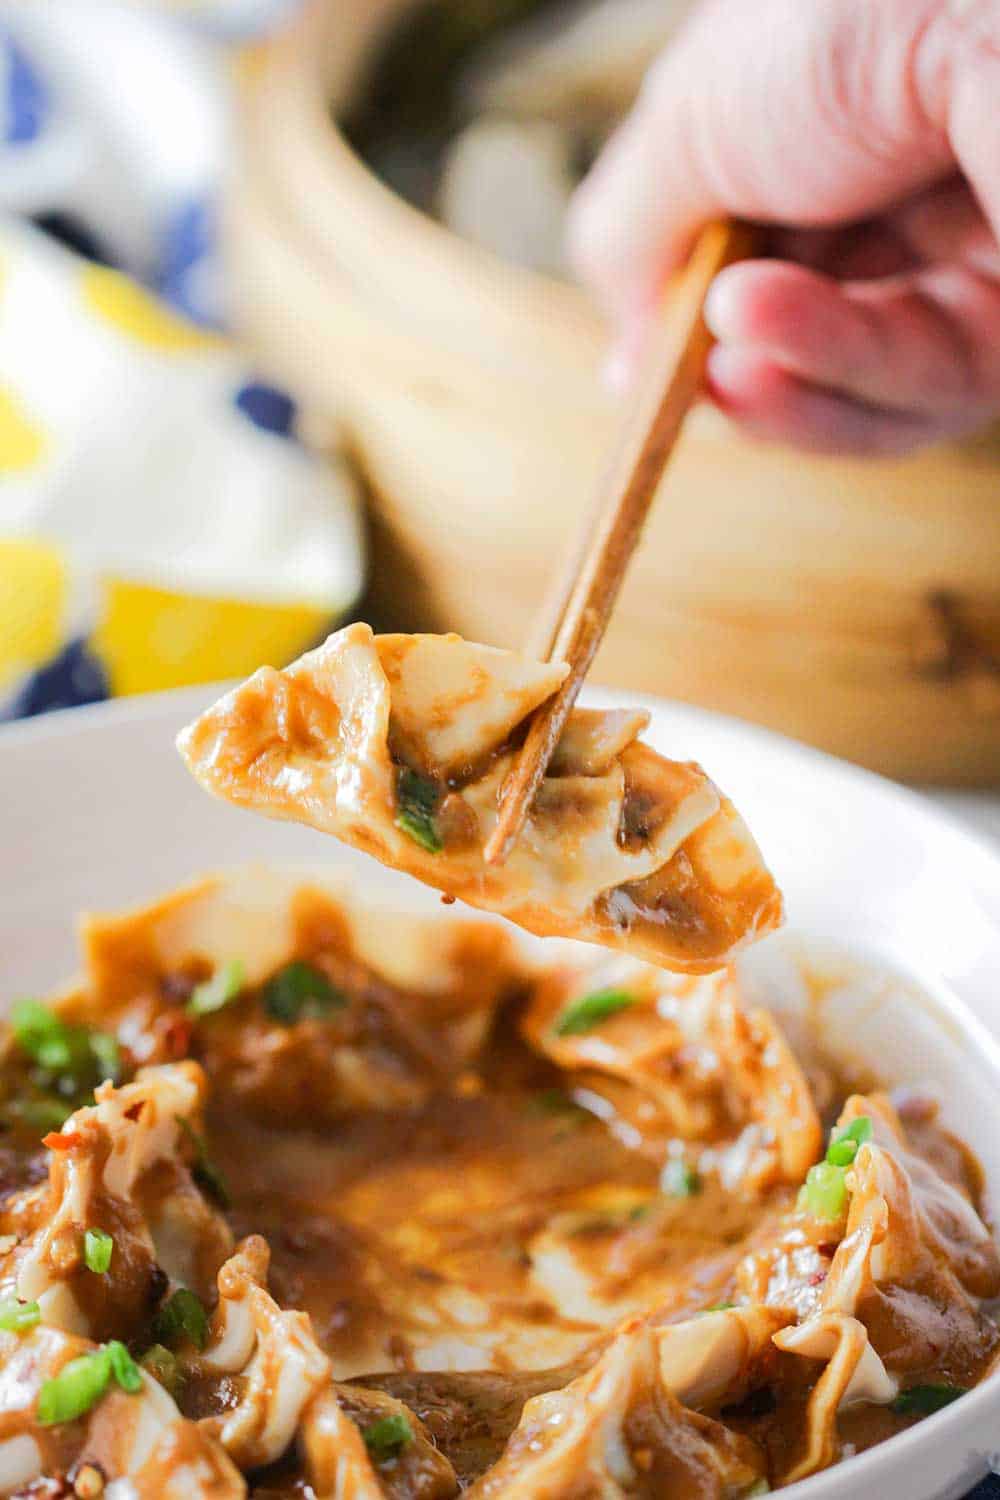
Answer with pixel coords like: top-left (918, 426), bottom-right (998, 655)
top-left (177, 625), bottom-right (782, 972)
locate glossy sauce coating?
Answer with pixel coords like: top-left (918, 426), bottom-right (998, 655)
top-left (1, 884), bottom-right (998, 1497)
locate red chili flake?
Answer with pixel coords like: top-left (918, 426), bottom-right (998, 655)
top-left (440, 894), bottom-right (456, 906)
top-left (43, 1130), bottom-right (85, 1151)
top-left (162, 1015), bottom-right (193, 1060)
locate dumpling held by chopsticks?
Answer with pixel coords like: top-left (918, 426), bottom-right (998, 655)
top-left (177, 625), bottom-right (782, 972)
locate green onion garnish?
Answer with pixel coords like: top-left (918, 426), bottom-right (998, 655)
top-left (83, 1228), bottom-right (114, 1275)
top-left (529, 1089), bottom-right (588, 1118)
top-left (262, 962), bottom-right (346, 1026)
top-left (394, 769), bottom-right (442, 854)
top-left (0, 1296), bottom-right (40, 1332)
top-left (12, 999), bottom-right (71, 1066)
top-left (826, 1115), bottom-right (873, 1167)
top-left (87, 1031), bottom-right (122, 1085)
top-left (890, 1383), bottom-right (967, 1415)
top-left (746, 1482), bottom-right (770, 1496)
top-left (797, 1161), bottom-right (848, 1221)
top-left (106, 1340), bottom-right (143, 1394)
top-left (37, 1339), bottom-right (144, 1424)
top-left (554, 988), bottom-right (635, 1037)
top-left (140, 1343), bottom-right (182, 1398)
top-left (395, 808), bottom-right (442, 853)
top-left (363, 1412), bottom-right (414, 1461)
top-left (9, 1000), bottom-right (121, 1129)
top-left (38, 1350), bottom-right (112, 1425)
top-left (797, 1117), bottom-right (873, 1220)
top-left (153, 1288), bottom-right (209, 1351)
top-left (5, 1096), bottom-right (71, 1134)
top-left (186, 960), bottom-right (245, 1019)
top-left (176, 1117), bottom-right (230, 1208)
top-left (661, 1159), bottom-right (702, 1198)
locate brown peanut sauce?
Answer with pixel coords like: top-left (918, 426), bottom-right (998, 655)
top-left (2, 887), bottom-right (998, 1497)
top-left (192, 983), bottom-right (993, 1492)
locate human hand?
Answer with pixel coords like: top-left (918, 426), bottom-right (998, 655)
top-left (568, 0), bottom-right (1000, 455)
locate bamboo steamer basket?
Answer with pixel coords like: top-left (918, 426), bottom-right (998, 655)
top-left (225, 0), bottom-right (1000, 785)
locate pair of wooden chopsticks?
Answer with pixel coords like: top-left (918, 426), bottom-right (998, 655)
top-left (483, 219), bottom-right (752, 867)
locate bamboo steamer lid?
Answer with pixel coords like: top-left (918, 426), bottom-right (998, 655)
top-left (224, 0), bottom-right (1000, 785)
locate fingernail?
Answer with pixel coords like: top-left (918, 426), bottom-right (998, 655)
top-left (704, 343), bottom-right (747, 404)
top-left (703, 268), bottom-right (743, 341)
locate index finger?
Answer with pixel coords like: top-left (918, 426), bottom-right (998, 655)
top-left (567, 0), bottom-right (954, 325)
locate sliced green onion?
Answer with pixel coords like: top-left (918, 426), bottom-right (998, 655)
top-left (12, 999), bottom-right (87, 1079)
top-left (890, 1383), bottom-right (967, 1415)
top-left (83, 1228), bottom-right (114, 1275)
top-left (826, 1115), bottom-right (873, 1167)
top-left (661, 1160), bottom-right (702, 1198)
top-left (702, 1301), bottom-right (736, 1313)
top-left (38, 1349), bottom-right (112, 1426)
top-left (176, 1117), bottom-right (230, 1208)
top-left (10, 1000), bottom-right (121, 1105)
top-left (154, 1288), bottom-right (209, 1351)
top-left (394, 768), bottom-right (442, 854)
top-left (8, 1096), bottom-right (72, 1134)
top-left (36, 1339), bottom-right (145, 1425)
top-left (799, 1118), bottom-right (873, 1217)
top-left (262, 961), bottom-right (346, 1026)
top-left (395, 807), bottom-right (442, 853)
top-left (363, 1412), bottom-right (414, 1461)
top-left (34, 1036), bottom-right (74, 1073)
top-left (0, 1296), bottom-right (40, 1332)
top-left (529, 1089), bottom-right (588, 1118)
top-left (106, 1340), bottom-right (143, 1394)
top-left (798, 1161), bottom-right (848, 1221)
top-left (825, 1138), bottom-right (859, 1168)
top-left (87, 1031), bottom-right (122, 1086)
top-left (554, 988), bottom-right (635, 1037)
top-left (11, 999), bottom-right (66, 1058)
top-left (186, 960), bottom-right (245, 1019)
top-left (746, 1482), bottom-right (771, 1496)
top-left (140, 1343), bottom-right (182, 1398)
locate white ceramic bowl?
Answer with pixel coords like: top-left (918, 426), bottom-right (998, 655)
top-left (2, 686), bottom-right (1000, 1500)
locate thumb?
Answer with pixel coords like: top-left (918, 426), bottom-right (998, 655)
top-left (567, 0), bottom-right (955, 323)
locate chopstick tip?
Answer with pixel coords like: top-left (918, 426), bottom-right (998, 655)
top-left (482, 822), bottom-right (514, 867)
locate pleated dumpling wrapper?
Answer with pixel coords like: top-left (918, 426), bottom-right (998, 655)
top-left (177, 626), bottom-right (783, 971)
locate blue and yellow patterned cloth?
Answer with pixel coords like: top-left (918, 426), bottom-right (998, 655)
top-left (0, 0), bottom-right (364, 716)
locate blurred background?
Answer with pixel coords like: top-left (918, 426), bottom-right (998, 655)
top-left (0, 0), bottom-right (997, 815)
